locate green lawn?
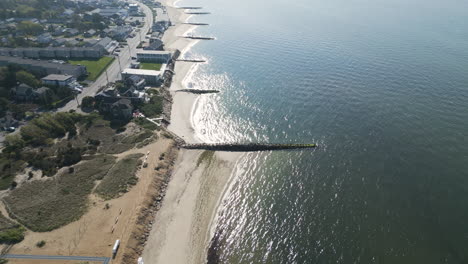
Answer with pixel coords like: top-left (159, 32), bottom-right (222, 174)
top-left (140, 62), bottom-right (162, 71)
top-left (69, 56), bottom-right (115, 81)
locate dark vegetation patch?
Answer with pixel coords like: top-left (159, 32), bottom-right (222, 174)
top-left (0, 113), bottom-right (154, 189)
top-left (197, 151), bottom-right (215, 168)
top-left (0, 212), bottom-right (25, 244)
top-left (133, 118), bottom-right (159, 130)
top-left (3, 155), bottom-right (116, 232)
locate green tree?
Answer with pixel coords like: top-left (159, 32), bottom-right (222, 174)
top-left (81, 96), bottom-right (95, 109)
top-left (16, 70), bottom-right (40, 88)
top-left (17, 21), bottom-right (44, 35)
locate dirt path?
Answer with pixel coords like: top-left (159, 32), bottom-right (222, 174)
top-left (7, 137), bottom-right (174, 263)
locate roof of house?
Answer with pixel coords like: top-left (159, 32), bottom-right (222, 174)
top-left (145, 39), bottom-right (163, 50)
top-left (112, 98), bottom-right (132, 109)
top-left (95, 37), bottom-right (112, 49)
top-left (41, 74), bottom-right (73, 81)
top-left (36, 87), bottom-right (51, 94)
top-left (128, 75), bottom-right (144, 83)
top-left (15, 83), bottom-right (33, 95)
top-left (122, 68), bottom-right (163, 76)
top-left (135, 49), bottom-right (172, 55)
top-left (0, 56), bottom-right (86, 73)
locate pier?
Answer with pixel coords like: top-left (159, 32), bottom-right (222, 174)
top-left (176, 59), bottom-right (207, 63)
top-left (182, 23), bottom-right (209, 26)
top-left (177, 7), bottom-right (203, 9)
top-left (180, 143), bottom-right (317, 152)
top-left (176, 89), bottom-right (220, 94)
top-left (185, 12), bottom-right (211, 15)
top-left (183, 36), bottom-right (215, 40)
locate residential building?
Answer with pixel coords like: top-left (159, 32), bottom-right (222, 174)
top-left (111, 99), bottom-right (133, 120)
top-left (136, 50), bottom-right (172, 63)
top-left (64, 28), bottom-right (79, 37)
top-left (84, 29), bottom-right (97, 38)
top-left (91, 8), bottom-right (129, 18)
top-left (107, 26), bottom-right (132, 41)
top-left (52, 38), bottom-right (68, 47)
top-left (94, 37), bottom-right (118, 53)
top-left (63, 9), bottom-right (75, 16)
top-left (143, 38), bottom-right (164, 50)
top-left (35, 87), bottom-right (53, 104)
top-left (0, 45), bottom-right (107, 59)
top-left (121, 67), bottom-right (166, 85)
top-left (120, 86), bottom-right (146, 104)
top-left (37, 33), bottom-right (53, 44)
top-left (11, 83), bottom-right (36, 101)
top-left (41, 74), bottom-right (74, 87)
top-left (125, 75), bottom-right (146, 90)
top-left (0, 56), bottom-right (87, 78)
top-left (128, 4), bottom-right (139, 15)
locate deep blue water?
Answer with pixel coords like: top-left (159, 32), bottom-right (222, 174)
top-left (181, 0), bottom-right (468, 262)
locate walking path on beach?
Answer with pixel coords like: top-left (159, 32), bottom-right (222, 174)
top-left (141, 1), bottom-right (243, 264)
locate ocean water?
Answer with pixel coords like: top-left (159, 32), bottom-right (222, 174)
top-left (180, 0), bottom-right (468, 263)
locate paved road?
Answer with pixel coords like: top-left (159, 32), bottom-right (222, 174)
top-left (59, 1), bottom-right (154, 112)
top-left (2, 254), bottom-right (110, 264)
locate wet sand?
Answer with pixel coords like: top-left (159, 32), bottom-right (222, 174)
top-left (142, 1), bottom-right (242, 263)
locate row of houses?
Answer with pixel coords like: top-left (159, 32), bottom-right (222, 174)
top-left (10, 83), bottom-right (53, 103)
top-left (135, 49), bottom-right (172, 63)
top-left (0, 38), bottom-right (117, 59)
top-left (0, 56), bottom-right (87, 78)
top-left (95, 76), bottom-right (148, 120)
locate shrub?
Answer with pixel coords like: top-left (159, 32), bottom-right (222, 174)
top-left (95, 154), bottom-right (144, 199)
top-left (3, 155), bottom-right (116, 232)
top-left (0, 226), bottom-right (25, 243)
top-left (36, 240), bottom-right (46, 247)
top-left (140, 95), bottom-right (163, 118)
top-left (81, 96), bottom-right (95, 109)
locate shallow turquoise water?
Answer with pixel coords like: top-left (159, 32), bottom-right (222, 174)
top-left (180, 0), bottom-right (468, 262)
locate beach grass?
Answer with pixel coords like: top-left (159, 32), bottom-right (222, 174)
top-left (95, 153), bottom-right (144, 200)
top-left (69, 56), bottom-right (115, 81)
top-left (140, 62), bottom-right (162, 71)
top-left (3, 155), bottom-right (116, 232)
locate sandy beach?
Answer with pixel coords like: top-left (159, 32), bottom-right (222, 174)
top-left (142, 1), bottom-right (242, 263)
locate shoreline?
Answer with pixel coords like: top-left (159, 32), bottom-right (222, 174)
top-left (142, 1), bottom-right (242, 263)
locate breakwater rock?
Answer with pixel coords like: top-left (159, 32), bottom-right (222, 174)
top-left (176, 89), bottom-right (220, 94)
top-left (181, 143), bottom-right (317, 152)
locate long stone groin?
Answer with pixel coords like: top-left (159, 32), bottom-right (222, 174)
top-left (185, 12), bottom-right (211, 15)
top-left (176, 89), bottom-right (220, 94)
top-left (180, 143), bottom-right (317, 152)
top-left (176, 59), bottom-right (207, 63)
top-left (183, 36), bottom-right (215, 40)
top-left (182, 23), bottom-right (209, 26)
top-left (177, 7), bottom-right (203, 9)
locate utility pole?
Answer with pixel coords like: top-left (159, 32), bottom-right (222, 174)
top-left (117, 55), bottom-right (122, 72)
top-left (75, 92), bottom-right (79, 107)
top-left (127, 42), bottom-right (132, 58)
top-left (105, 69), bottom-right (109, 85)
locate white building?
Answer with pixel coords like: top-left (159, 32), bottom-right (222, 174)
top-left (121, 66), bottom-right (167, 85)
top-left (136, 50), bottom-right (172, 63)
top-left (129, 4), bottom-right (139, 15)
top-left (41, 74), bottom-right (74, 87)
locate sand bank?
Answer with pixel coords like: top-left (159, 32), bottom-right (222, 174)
top-left (142, 1), bottom-right (242, 263)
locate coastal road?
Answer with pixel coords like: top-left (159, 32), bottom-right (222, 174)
top-left (58, 0), bottom-right (154, 112)
top-left (2, 254), bottom-right (110, 264)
